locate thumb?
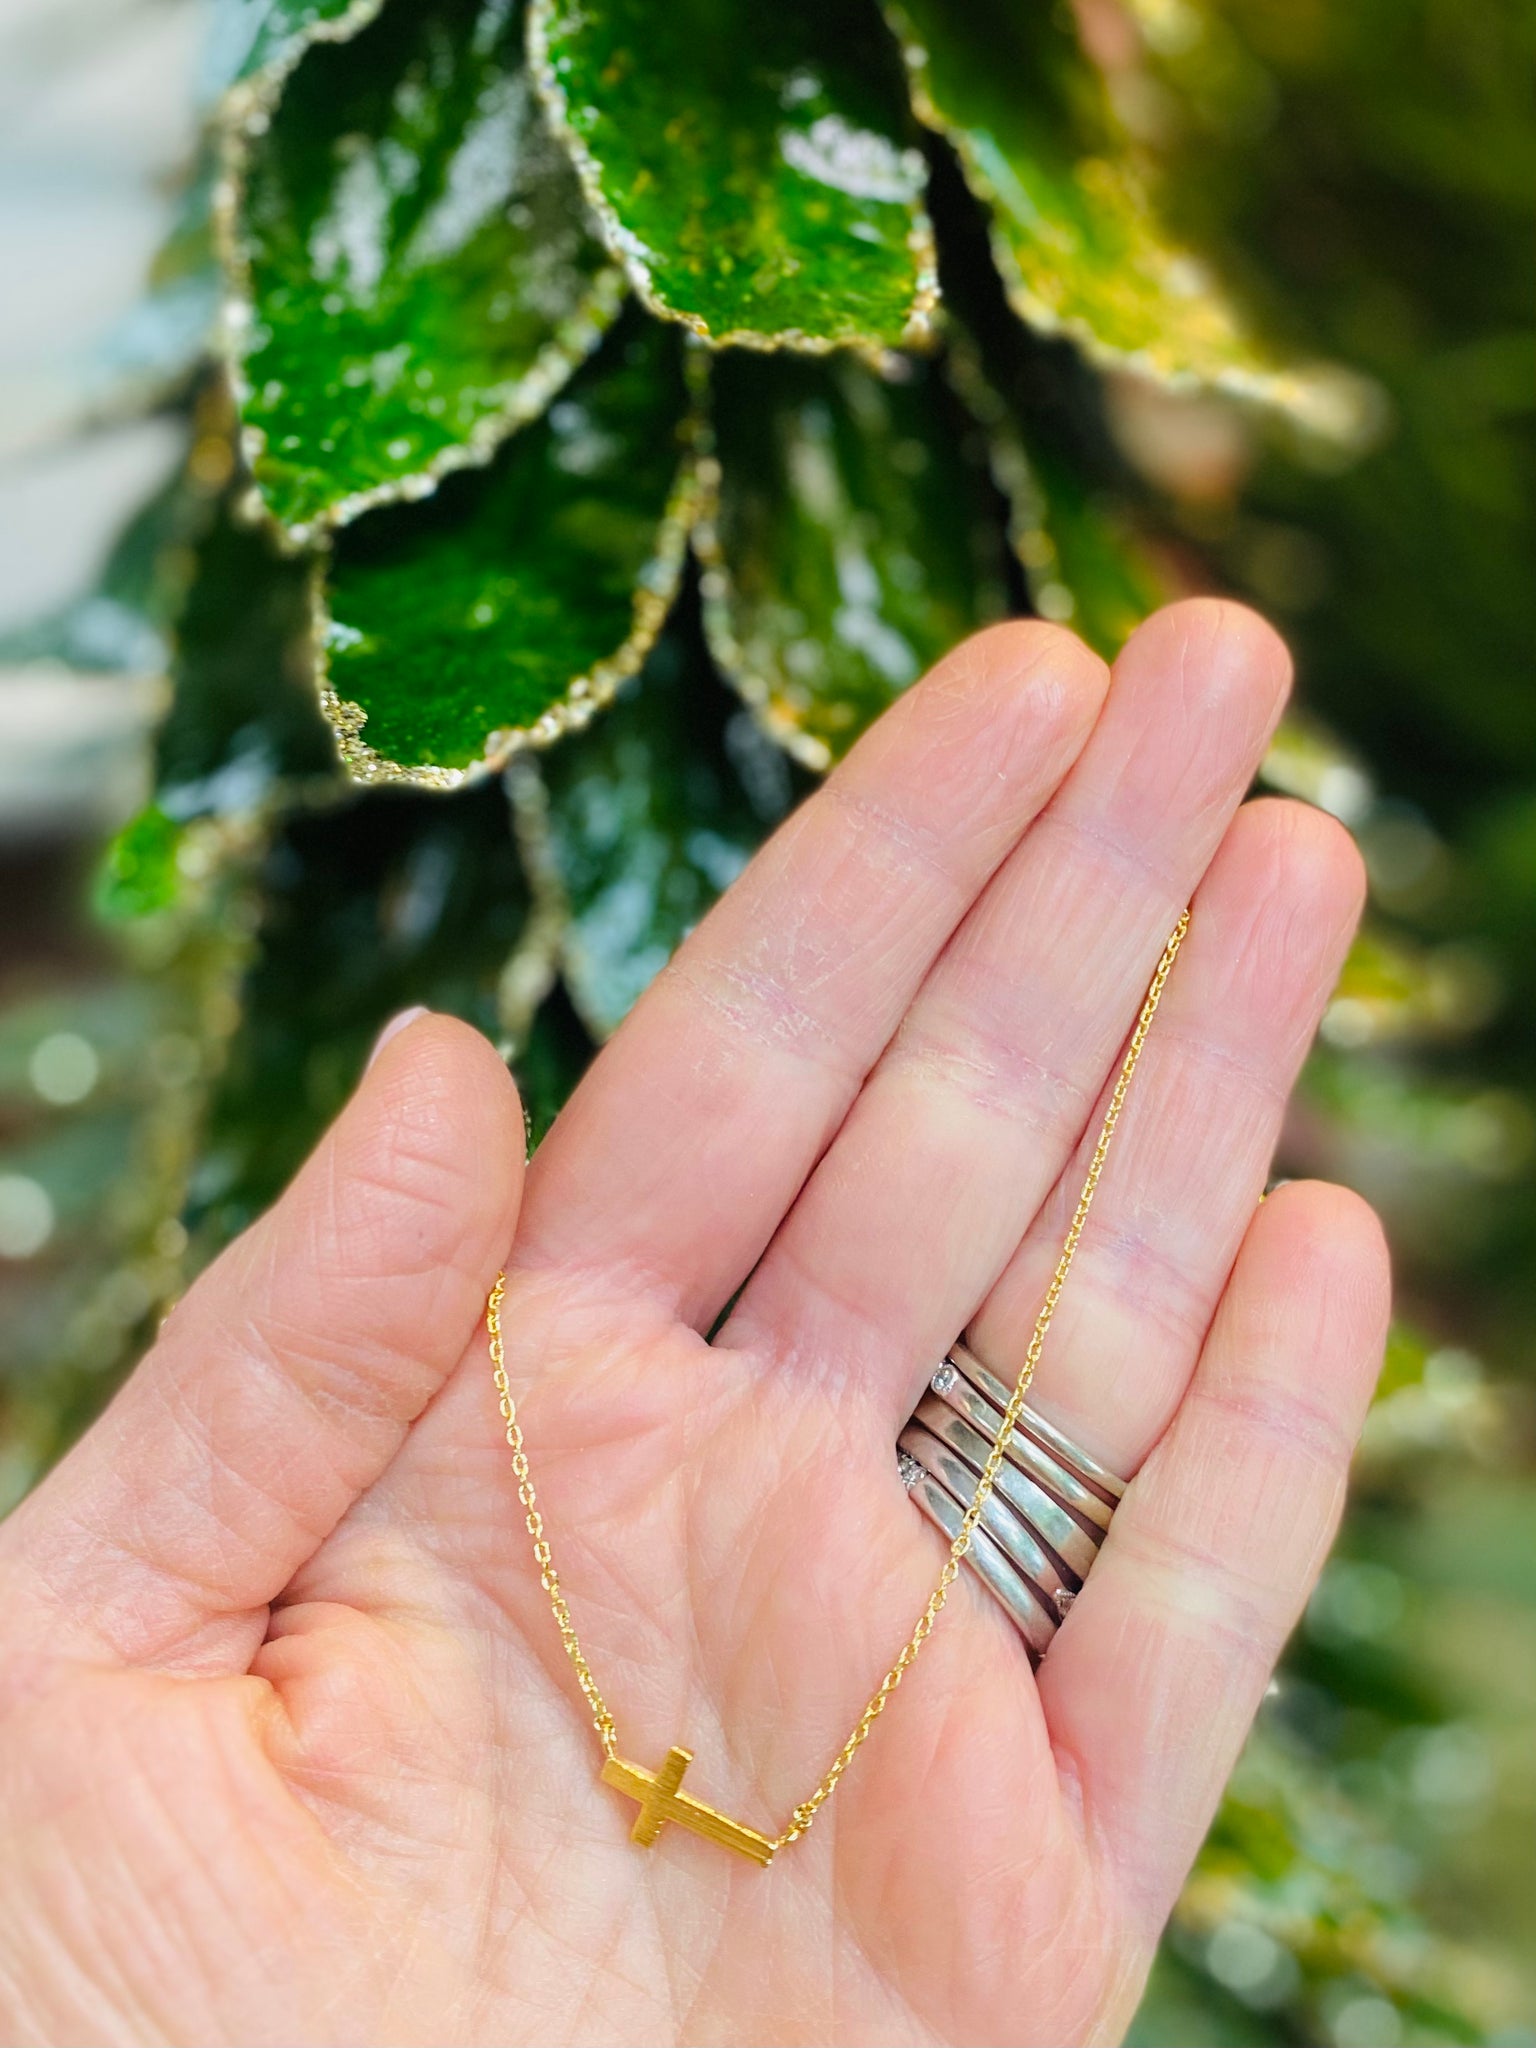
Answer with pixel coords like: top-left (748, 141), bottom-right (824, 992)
top-left (1, 1012), bottom-right (524, 1674)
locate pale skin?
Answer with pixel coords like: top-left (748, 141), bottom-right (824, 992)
top-left (0, 600), bottom-right (1390, 2047)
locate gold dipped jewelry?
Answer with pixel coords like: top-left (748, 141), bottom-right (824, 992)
top-left (486, 911), bottom-right (1190, 1863)
top-left (600, 1748), bottom-right (777, 1865)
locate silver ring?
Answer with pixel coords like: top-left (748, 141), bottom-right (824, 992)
top-left (897, 1338), bottom-right (1127, 1657)
top-left (947, 1340), bottom-right (1125, 1504)
top-left (899, 1419), bottom-right (1079, 1607)
top-left (898, 1454), bottom-right (1060, 1658)
top-left (926, 1360), bottom-right (1114, 1535)
top-left (912, 1393), bottom-right (1100, 1579)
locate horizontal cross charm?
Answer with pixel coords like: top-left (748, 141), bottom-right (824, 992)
top-left (600, 1746), bottom-right (775, 1866)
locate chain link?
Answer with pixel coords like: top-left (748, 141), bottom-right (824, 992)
top-left (487, 1273), bottom-right (618, 1760)
top-left (487, 910), bottom-right (1190, 1851)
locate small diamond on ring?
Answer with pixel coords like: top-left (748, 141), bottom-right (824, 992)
top-left (897, 1450), bottom-right (923, 1491)
top-left (931, 1362), bottom-right (957, 1395)
top-left (1053, 1588), bottom-right (1076, 1618)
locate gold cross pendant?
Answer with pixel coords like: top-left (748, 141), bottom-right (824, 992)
top-left (600, 1746), bottom-right (776, 1866)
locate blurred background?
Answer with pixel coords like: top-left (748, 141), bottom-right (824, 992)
top-left (0, 1), bottom-right (1533, 2041)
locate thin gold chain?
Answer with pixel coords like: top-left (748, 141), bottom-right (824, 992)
top-left (488, 1273), bottom-right (618, 1761)
top-left (486, 910), bottom-right (1190, 1852)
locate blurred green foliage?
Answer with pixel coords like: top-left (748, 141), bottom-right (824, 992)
top-left (1, 0), bottom-right (1533, 2041)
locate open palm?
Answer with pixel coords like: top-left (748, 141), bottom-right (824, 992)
top-left (0, 603), bottom-right (1388, 2048)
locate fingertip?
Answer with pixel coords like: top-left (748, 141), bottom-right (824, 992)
top-left (1253, 1177), bottom-right (1393, 1360)
top-left (363, 1006), bottom-right (520, 1108)
top-left (238, 1008), bottom-right (528, 1357)
top-left (887, 618), bottom-right (1111, 800)
top-left (881, 617), bottom-right (1109, 743)
top-left (1118, 597), bottom-right (1293, 725)
top-left (1253, 796), bottom-right (1367, 915)
top-left (366, 1004), bottom-right (429, 1070)
top-left (828, 617), bottom-right (1112, 866)
top-left (358, 1010), bottom-right (527, 1234)
top-left (1265, 1175), bottom-right (1391, 1277)
top-left (1218, 797), bottom-right (1368, 957)
top-left (954, 615), bottom-right (1111, 687)
top-left (944, 616), bottom-right (1111, 733)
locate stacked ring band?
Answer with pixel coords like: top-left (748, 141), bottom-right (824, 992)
top-left (897, 1339), bottom-right (1124, 1659)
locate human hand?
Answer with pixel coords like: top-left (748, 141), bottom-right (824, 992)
top-left (0, 602), bottom-right (1388, 2047)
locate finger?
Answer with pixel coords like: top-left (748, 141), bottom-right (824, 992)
top-left (726, 600), bottom-right (1289, 1393)
top-left (1040, 1181), bottom-right (1390, 1931)
top-left (515, 622), bottom-right (1108, 1327)
top-left (962, 795), bottom-right (1365, 1467)
top-left (1, 1014), bottom-right (524, 1673)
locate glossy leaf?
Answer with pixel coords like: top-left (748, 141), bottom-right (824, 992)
top-left (887, 0), bottom-right (1328, 415)
top-left (236, 0), bottom-right (621, 539)
top-left (702, 348), bottom-right (1011, 763)
top-left (321, 313), bottom-right (696, 783)
top-left (203, 0), bottom-right (385, 98)
top-left (529, 612), bottom-right (810, 1038)
top-left (187, 781), bottom-right (550, 1249)
top-left (937, 230), bottom-right (1170, 661)
top-left (156, 494), bottom-right (337, 812)
top-left (530, 0), bottom-right (936, 350)
top-left (63, 435), bottom-right (335, 931)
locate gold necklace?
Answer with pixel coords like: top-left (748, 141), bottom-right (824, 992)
top-left (486, 911), bottom-right (1189, 1865)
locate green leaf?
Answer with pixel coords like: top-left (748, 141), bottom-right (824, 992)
top-left (936, 259), bottom-right (1169, 657)
top-left (202, 0), bottom-right (386, 99)
top-left (320, 311), bottom-right (698, 784)
top-left (234, 0), bottom-right (623, 540)
top-left (187, 781), bottom-right (553, 1249)
top-left (96, 808), bottom-right (188, 923)
top-left (512, 984), bottom-right (596, 1147)
top-left (530, 0), bottom-right (936, 350)
top-left (87, 454), bottom-right (337, 918)
top-left (525, 611), bottom-right (811, 1038)
top-left (971, 393), bottom-right (1166, 659)
top-left (887, 0), bottom-right (1330, 416)
top-left (156, 491), bottom-right (337, 811)
top-left (700, 348), bottom-right (1011, 764)
top-left (1013, 444), bottom-right (1165, 658)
